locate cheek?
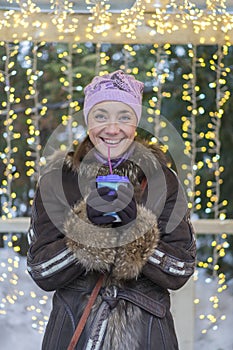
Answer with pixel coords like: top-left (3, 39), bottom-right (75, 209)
top-left (125, 126), bottom-right (136, 139)
top-left (88, 125), bottom-right (101, 142)
top-left (88, 130), bottom-right (98, 147)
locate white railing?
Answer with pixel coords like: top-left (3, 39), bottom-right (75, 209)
top-left (1, 218), bottom-right (233, 234)
top-left (0, 218), bottom-right (233, 350)
top-left (0, 217), bottom-right (30, 232)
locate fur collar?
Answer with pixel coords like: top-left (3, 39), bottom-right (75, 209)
top-left (64, 200), bottom-right (160, 281)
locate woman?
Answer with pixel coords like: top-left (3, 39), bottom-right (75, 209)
top-left (27, 70), bottom-right (196, 350)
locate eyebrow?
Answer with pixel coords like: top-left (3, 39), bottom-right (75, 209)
top-left (118, 110), bottom-right (133, 114)
top-left (92, 108), bottom-right (108, 113)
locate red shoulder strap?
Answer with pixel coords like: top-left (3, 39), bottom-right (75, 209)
top-left (141, 177), bottom-right (147, 193)
top-left (67, 274), bottom-right (104, 350)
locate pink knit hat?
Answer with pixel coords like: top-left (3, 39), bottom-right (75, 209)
top-left (83, 70), bottom-right (144, 124)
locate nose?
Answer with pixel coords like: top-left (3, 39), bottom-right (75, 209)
top-left (105, 122), bottom-right (120, 134)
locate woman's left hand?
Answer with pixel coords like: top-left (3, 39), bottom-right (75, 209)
top-left (113, 184), bottom-right (137, 227)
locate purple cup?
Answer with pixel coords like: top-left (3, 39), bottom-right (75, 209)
top-left (96, 174), bottom-right (130, 222)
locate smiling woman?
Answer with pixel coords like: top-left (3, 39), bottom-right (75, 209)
top-left (83, 69), bottom-right (143, 160)
top-left (88, 101), bottom-right (138, 159)
top-left (27, 70), bottom-right (196, 350)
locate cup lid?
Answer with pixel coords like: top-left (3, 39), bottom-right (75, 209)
top-left (96, 175), bottom-right (129, 183)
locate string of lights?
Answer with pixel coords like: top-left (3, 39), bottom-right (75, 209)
top-left (193, 44), bottom-right (230, 335)
top-left (0, 42), bottom-right (21, 220)
top-left (181, 44), bottom-right (200, 212)
top-left (25, 42), bottom-right (45, 183)
top-left (85, 0), bottom-right (112, 39)
top-left (117, 0), bottom-right (145, 40)
top-left (148, 44), bottom-right (171, 145)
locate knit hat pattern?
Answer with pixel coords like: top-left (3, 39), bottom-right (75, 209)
top-left (83, 70), bottom-right (144, 124)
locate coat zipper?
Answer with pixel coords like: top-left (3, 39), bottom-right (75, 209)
top-left (147, 316), bottom-right (153, 350)
top-left (158, 318), bottom-right (166, 350)
top-left (57, 292), bottom-right (76, 332)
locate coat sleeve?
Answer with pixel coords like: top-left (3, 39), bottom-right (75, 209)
top-left (142, 165), bottom-right (196, 290)
top-left (27, 169), bottom-right (85, 292)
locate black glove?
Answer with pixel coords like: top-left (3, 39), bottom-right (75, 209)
top-left (86, 186), bottom-right (118, 225)
top-left (112, 184), bottom-right (137, 227)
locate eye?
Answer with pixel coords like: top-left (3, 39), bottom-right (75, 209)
top-left (94, 114), bottom-right (107, 122)
top-left (119, 115), bottom-right (131, 122)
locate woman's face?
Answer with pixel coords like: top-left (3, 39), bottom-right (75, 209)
top-left (87, 101), bottom-right (138, 159)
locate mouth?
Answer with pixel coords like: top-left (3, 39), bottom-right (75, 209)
top-left (100, 138), bottom-right (123, 146)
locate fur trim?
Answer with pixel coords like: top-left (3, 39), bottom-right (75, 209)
top-left (64, 200), bottom-right (160, 280)
top-left (102, 301), bottom-right (142, 350)
top-left (87, 296), bottom-right (143, 350)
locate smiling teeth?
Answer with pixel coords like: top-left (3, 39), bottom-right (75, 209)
top-left (104, 139), bottom-right (121, 144)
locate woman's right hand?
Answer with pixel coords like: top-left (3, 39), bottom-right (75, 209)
top-left (86, 186), bottom-right (117, 225)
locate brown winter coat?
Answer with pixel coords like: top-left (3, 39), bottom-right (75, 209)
top-left (27, 136), bottom-right (196, 350)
